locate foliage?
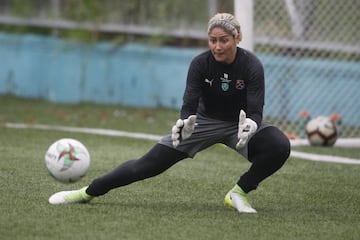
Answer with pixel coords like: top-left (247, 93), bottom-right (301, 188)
top-left (0, 0), bottom-right (233, 45)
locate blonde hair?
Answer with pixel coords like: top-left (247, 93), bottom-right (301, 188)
top-left (207, 13), bottom-right (242, 40)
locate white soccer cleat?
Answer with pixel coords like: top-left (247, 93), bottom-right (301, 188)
top-left (48, 187), bottom-right (93, 205)
top-left (224, 185), bottom-right (257, 213)
top-left (229, 192), bottom-right (257, 213)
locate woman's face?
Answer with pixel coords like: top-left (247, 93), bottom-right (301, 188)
top-left (208, 27), bottom-right (240, 64)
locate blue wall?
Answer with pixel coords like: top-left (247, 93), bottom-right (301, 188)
top-left (1, 33), bottom-right (359, 126)
top-left (0, 33), bottom-right (201, 109)
top-left (261, 54), bottom-right (360, 125)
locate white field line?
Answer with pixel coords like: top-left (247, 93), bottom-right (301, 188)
top-left (5, 122), bottom-right (161, 141)
top-left (290, 151), bottom-right (360, 165)
top-left (5, 122), bottom-right (360, 165)
top-left (290, 138), bottom-right (360, 148)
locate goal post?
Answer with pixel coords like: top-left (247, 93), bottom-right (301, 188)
top-left (234, 0), bottom-right (254, 52)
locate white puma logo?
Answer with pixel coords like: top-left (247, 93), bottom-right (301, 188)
top-left (205, 78), bottom-right (214, 86)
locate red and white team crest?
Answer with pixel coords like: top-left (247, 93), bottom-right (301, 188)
top-left (236, 80), bottom-right (245, 90)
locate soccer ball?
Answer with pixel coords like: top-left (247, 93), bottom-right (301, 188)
top-left (305, 116), bottom-right (338, 146)
top-left (44, 138), bottom-right (91, 183)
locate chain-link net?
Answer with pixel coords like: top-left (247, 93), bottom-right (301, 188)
top-left (253, 0), bottom-right (359, 137)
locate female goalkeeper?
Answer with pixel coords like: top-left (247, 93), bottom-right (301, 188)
top-left (49, 13), bottom-right (290, 213)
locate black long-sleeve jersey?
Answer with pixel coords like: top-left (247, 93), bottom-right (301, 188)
top-left (180, 47), bottom-right (265, 126)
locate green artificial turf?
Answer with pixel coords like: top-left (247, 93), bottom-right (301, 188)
top-left (1, 96), bottom-right (359, 240)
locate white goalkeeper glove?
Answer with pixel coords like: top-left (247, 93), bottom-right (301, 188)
top-left (171, 115), bottom-right (197, 148)
top-left (236, 110), bottom-right (258, 150)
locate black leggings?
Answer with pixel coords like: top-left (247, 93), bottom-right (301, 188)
top-left (87, 144), bottom-right (188, 196)
top-left (87, 126), bottom-right (290, 196)
top-left (238, 126), bottom-right (291, 192)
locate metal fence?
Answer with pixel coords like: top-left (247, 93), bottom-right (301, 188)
top-left (253, 0), bottom-right (359, 137)
top-left (0, 0), bottom-right (359, 137)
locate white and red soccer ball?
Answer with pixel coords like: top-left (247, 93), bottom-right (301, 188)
top-left (305, 116), bottom-right (338, 146)
top-left (45, 138), bottom-right (91, 183)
